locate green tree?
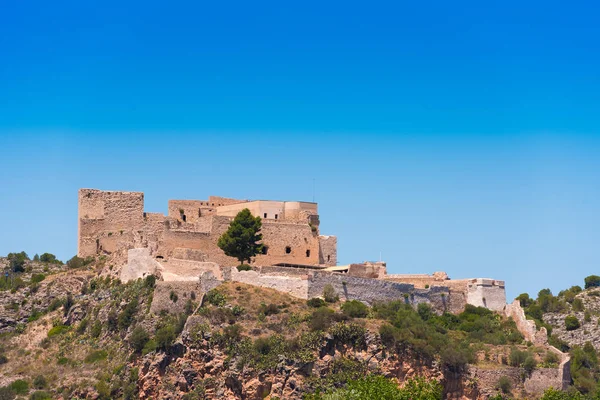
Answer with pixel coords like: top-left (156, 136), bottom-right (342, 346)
top-left (584, 275), bottom-right (600, 289)
top-left (217, 209), bottom-right (263, 265)
top-left (565, 315), bottom-right (580, 331)
top-left (7, 252), bottom-right (29, 273)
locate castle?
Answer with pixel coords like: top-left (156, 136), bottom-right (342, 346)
top-left (78, 189), bottom-right (337, 267)
top-left (78, 188), bottom-right (506, 314)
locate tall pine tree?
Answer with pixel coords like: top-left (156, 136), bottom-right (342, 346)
top-left (217, 209), bottom-right (263, 265)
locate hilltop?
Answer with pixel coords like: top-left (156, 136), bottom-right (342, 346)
top-left (1, 254), bottom-right (592, 400)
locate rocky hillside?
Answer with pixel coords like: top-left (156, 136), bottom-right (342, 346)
top-left (0, 256), bottom-right (581, 399)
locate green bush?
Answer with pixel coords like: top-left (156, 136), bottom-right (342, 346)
top-left (323, 284), bottom-right (339, 303)
top-left (29, 391), bottom-right (51, 400)
top-left (39, 253), bottom-right (61, 264)
top-left (310, 307), bottom-right (342, 331)
top-left (32, 376), bottom-right (47, 390)
top-left (497, 376), bottom-right (512, 394)
top-left (307, 298), bottom-right (326, 308)
top-left (523, 356), bottom-right (537, 374)
top-left (144, 274), bottom-right (156, 288)
top-left (0, 387), bottom-right (15, 400)
top-left (205, 289), bottom-right (226, 307)
top-left (8, 251), bottom-right (29, 273)
top-left (565, 315), bottom-right (580, 331)
top-left (258, 303), bottom-right (279, 316)
top-left (9, 380), bottom-right (29, 395)
top-left (91, 321), bottom-right (102, 338)
top-left (118, 298), bottom-right (139, 329)
top-left (329, 322), bottom-right (366, 347)
top-left (84, 350), bottom-right (108, 363)
top-left (572, 298), bottom-right (584, 312)
top-left (0, 355), bottom-right (7, 364)
top-left (129, 326), bottom-right (150, 353)
top-left (236, 264), bottom-right (252, 271)
top-left (30, 274), bottom-right (45, 284)
top-left (47, 325), bottom-right (70, 337)
top-left (584, 275), bottom-right (600, 289)
top-left (509, 347), bottom-right (530, 367)
top-left (155, 325), bottom-right (176, 350)
top-left (341, 300), bottom-right (369, 318)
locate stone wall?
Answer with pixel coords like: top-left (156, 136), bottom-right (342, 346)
top-left (307, 272), bottom-right (450, 311)
top-left (504, 300), bottom-right (548, 345)
top-left (121, 248), bottom-right (162, 283)
top-left (229, 268), bottom-right (309, 299)
top-left (470, 364), bottom-right (569, 397)
top-left (466, 278), bottom-right (506, 312)
top-left (318, 235), bottom-right (337, 266)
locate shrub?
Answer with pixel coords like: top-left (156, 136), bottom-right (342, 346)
top-left (329, 322), bottom-right (366, 347)
top-left (584, 275), bottom-right (600, 289)
top-left (47, 325), bottom-right (70, 337)
top-left (84, 350), bottom-right (108, 363)
top-left (237, 264), bottom-right (252, 271)
top-left (142, 339), bottom-right (157, 355)
top-left (169, 290), bottom-right (178, 303)
top-left (30, 274), bottom-right (45, 284)
top-left (544, 351), bottom-right (560, 366)
top-left (523, 356), bottom-right (537, 374)
top-left (497, 376), bottom-right (512, 394)
top-left (29, 391), bottom-right (52, 400)
top-left (310, 307), bottom-right (342, 331)
top-left (0, 355), bottom-right (7, 364)
top-left (39, 253), bottom-right (61, 264)
top-left (9, 380), bottom-right (29, 395)
top-left (509, 348), bottom-right (529, 367)
top-left (63, 292), bottom-right (74, 317)
top-left (565, 315), bottom-right (580, 331)
top-left (205, 289), bottom-right (226, 307)
top-left (32, 376), bottom-right (47, 390)
top-left (341, 300), bottom-right (369, 318)
top-left (258, 303), bottom-right (279, 316)
top-left (0, 387), bottom-right (15, 400)
top-left (144, 274), bottom-right (156, 288)
top-left (584, 311), bottom-right (591, 323)
top-left (572, 298), bottom-right (584, 312)
top-left (307, 298), bottom-right (326, 308)
top-left (155, 325), bottom-right (176, 350)
top-left (129, 326), bottom-right (150, 353)
top-left (91, 321), bottom-right (102, 338)
top-left (323, 284), bottom-right (339, 303)
top-left (118, 298), bottom-right (139, 330)
top-left (8, 251), bottom-right (29, 273)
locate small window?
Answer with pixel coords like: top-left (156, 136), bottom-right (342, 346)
top-left (306, 249), bottom-right (310, 257)
top-left (327, 255), bottom-right (331, 262)
top-left (264, 213), bottom-right (267, 218)
top-left (262, 246), bottom-right (269, 255)
top-left (156, 255), bottom-right (164, 260)
top-left (275, 214), bottom-right (278, 220)
top-left (182, 214), bottom-right (187, 222)
top-left (198, 209), bottom-right (201, 217)
top-left (285, 246), bottom-right (291, 254)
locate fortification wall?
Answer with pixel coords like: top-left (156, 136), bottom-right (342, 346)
top-left (466, 278), bottom-right (506, 312)
top-left (470, 364), bottom-right (568, 397)
top-left (121, 248), bottom-right (162, 282)
top-left (78, 189), bottom-right (144, 257)
top-left (318, 235), bottom-right (337, 266)
top-left (307, 272), bottom-right (449, 311)
top-left (504, 300), bottom-right (548, 345)
top-left (229, 268), bottom-right (309, 299)
top-left (347, 262), bottom-right (386, 279)
top-left (161, 259), bottom-right (223, 281)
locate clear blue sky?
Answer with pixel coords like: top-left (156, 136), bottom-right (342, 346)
top-left (1, 1), bottom-right (599, 300)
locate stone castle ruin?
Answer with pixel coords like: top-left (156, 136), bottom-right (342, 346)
top-left (77, 188), bottom-right (570, 394)
top-left (77, 188), bottom-right (507, 314)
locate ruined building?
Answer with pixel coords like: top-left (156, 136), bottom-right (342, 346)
top-left (78, 188), bottom-right (506, 314)
top-left (78, 189), bottom-right (337, 267)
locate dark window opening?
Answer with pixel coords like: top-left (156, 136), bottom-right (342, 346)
top-left (327, 255), bottom-right (331, 262)
top-left (285, 246), bottom-right (291, 254)
top-left (156, 255), bottom-right (164, 260)
top-left (182, 214), bottom-right (187, 222)
top-left (306, 249), bottom-right (310, 257)
top-left (96, 239), bottom-right (100, 253)
top-left (275, 214), bottom-right (278, 219)
top-left (264, 213), bottom-right (267, 218)
top-left (143, 212), bottom-right (147, 218)
top-left (262, 246), bottom-right (269, 255)
top-left (198, 209), bottom-right (201, 217)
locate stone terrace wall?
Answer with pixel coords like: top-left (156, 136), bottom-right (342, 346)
top-left (307, 272), bottom-right (449, 311)
top-left (470, 365), bottom-right (569, 397)
top-left (229, 268), bottom-right (309, 299)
